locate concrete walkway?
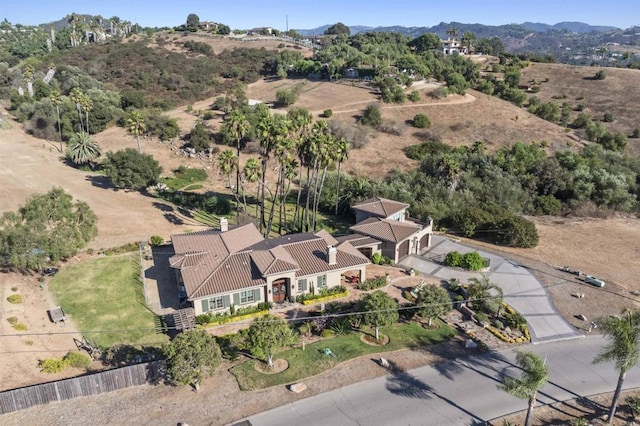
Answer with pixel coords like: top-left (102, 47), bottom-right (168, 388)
top-left (399, 235), bottom-right (580, 344)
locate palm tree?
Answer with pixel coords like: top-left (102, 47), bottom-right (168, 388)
top-left (125, 110), bottom-right (146, 153)
top-left (218, 149), bottom-right (240, 207)
top-left (467, 275), bottom-right (504, 315)
top-left (334, 137), bottom-right (350, 214)
top-left (499, 350), bottom-right (549, 426)
top-left (80, 93), bottom-right (93, 133)
top-left (222, 109), bottom-right (250, 200)
top-left (49, 90), bottom-right (64, 151)
top-left (66, 132), bottom-right (101, 166)
top-left (593, 309), bottom-right (640, 424)
top-left (69, 87), bottom-right (85, 132)
top-left (242, 157), bottom-right (261, 216)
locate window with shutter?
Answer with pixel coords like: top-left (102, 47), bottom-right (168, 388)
top-left (297, 278), bottom-right (308, 292)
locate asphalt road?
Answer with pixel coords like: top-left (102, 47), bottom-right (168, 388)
top-left (243, 336), bottom-right (640, 426)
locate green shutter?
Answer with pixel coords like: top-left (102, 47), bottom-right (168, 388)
top-left (233, 292), bottom-right (240, 305)
top-left (253, 288), bottom-right (261, 302)
top-left (301, 279), bottom-right (307, 292)
top-left (223, 295), bottom-right (231, 308)
top-left (201, 299), bottom-right (209, 313)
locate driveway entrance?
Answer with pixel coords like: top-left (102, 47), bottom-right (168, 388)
top-left (399, 235), bottom-right (581, 344)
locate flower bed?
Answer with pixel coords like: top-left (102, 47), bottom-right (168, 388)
top-left (196, 303), bottom-right (272, 327)
top-left (301, 290), bottom-right (349, 305)
top-left (297, 286), bottom-right (348, 305)
top-left (357, 275), bottom-right (388, 291)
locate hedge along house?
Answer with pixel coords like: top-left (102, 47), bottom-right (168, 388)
top-left (169, 218), bottom-right (369, 315)
top-left (348, 197), bottom-right (433, 264)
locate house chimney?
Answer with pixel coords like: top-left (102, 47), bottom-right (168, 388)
top-left (327, 245), bottom-right (337, 265)
top-left (220, 217), bottom-right (228, 232)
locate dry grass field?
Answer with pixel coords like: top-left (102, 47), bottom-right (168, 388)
top-left (521, 62), bottom-right (640, 154)
top-left (0, 40), bottom-right (639, 423)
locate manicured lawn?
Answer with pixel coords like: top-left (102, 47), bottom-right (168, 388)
top-left (50, 253), bottom-right (167, 348)
top-left (230, 321), bottom-right (456, 391)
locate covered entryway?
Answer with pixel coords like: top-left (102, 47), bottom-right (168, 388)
top-left (271, 278), bottom-right (288, 303)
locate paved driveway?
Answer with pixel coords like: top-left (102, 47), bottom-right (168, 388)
top-left (399, 235), bottom-right (580, 344)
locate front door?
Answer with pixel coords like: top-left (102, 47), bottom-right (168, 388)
top-left (272, 278), bottom-right (287, 303)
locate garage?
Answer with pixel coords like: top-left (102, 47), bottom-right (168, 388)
top-left (398, 240), bottom-right (410, 258)
top-left (420, 234), bottom-right (430, 252)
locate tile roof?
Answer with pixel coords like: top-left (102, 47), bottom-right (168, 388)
top-left (335, 234), bottom-right (381, 247)
top-left (351, 197), bottom-right (409, 218)
top-left (171, 224), bottom-right (369, 299)
top-left (349, 217), bottom-right (421, 243)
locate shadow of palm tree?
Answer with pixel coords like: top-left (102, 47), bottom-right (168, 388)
top-left (384, 359), bottom-right (434, 399)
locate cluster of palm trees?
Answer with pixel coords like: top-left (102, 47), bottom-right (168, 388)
top-left (219, 106), bottom-right (350, 237)
top-left (65, 13), bottom-right (132, 47)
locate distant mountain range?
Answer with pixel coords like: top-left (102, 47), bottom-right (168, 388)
top-left (295, 21), bottom-right (640, 65)
top-left (295, 21), bottom-right (619, 37)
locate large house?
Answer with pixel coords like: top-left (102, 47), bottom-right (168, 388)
top-left (170, 219), bottom-right (369, 315)
top-left (346, 197), bottom-right (433, 264)
top-left (169, 197), bottom-right (432, 316)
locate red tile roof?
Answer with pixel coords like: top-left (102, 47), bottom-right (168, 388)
top-left (352, 197), bottom-right (409, 218)
top-left (171, 224), bottom-right (369, 299)
top-left (349, 217), bottom-right (421, 243)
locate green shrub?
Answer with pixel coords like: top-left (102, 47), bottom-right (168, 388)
top-left (603, 112), bottom-right (615, 122)
top-left (475, 312), bottom-right (488, 323)
top-left (461, 252), bottom-right (487, 271)
top-left (359, 105), bottom-right (382, 127)
top-left (358, 276), bottom-right (388, 291)
top-left (320, 329), bottom-right (335, 338)
top-left (38, 358), bottom-right (68, 373)
top-left (63, 352), bottom-right (92, 368)
top-left (445, 251), bottom-right (463, 267)
top-left (323, 109), bottom-right (333, 118)
top-left (149, 235), bottom-right (164, 246)
top-left (493, 320), bottom-right (504, 330)
top-left (594, 70), bottom-right (606, 80)
top-left (276, 89), bottom-right (298, 107)
top-left (494, 216), bottom-right (539, 248)
top-left (413, 114), bottom-right (431, 129)
top-left (409, 90), bottom-right (420, 102)
top-left (371, 252), bottom-right (383, 265)
top-left (632, 129), bottom-right (640, 138)
top-left (7, 294), bottom-right (23, 304)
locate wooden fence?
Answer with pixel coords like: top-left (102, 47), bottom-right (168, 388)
top-left (0, 361), bottom-right (164, 414)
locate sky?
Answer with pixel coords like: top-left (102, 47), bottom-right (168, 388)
top-left (2, 0), bottom-right (638, 30)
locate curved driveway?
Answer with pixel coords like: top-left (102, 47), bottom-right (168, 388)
top-left (399, 235), bottom-right (580, 343)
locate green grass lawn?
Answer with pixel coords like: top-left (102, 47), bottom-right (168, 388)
top-left (230, 321), bottom-right (456, 391)
top-left (50, 253), bottom-right (167, 348)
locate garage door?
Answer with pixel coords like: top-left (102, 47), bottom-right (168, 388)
top-left (398, 240), bottom-right (410, 258)
top-left (420, 234), bottom-right (430, 251)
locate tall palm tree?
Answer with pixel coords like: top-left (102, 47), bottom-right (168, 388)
top-left (594, 309), bottom-right (640, 424)
top-left (222, 109), bottom-right (250, 199)
top-left (125, 110), bottom-right (146, 153)
top-left (498, 350), bottom-right (549, 426)
top-left (334, 137), bottom-right (350, 214)
top-left (80, 93), bottom-right (93, 133)
top-left (49, 90), bottom-right (64, 151)
top-left (66, 132), bottom-right (101, 166)
top-left (69, 87), bottom-right (85, 132)
top-left (242, 157), bottom-right (261, 216)
top-left (287, 108), bottom-right (312, 231)
top-left (218, 149), bottom-right (240, 208)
